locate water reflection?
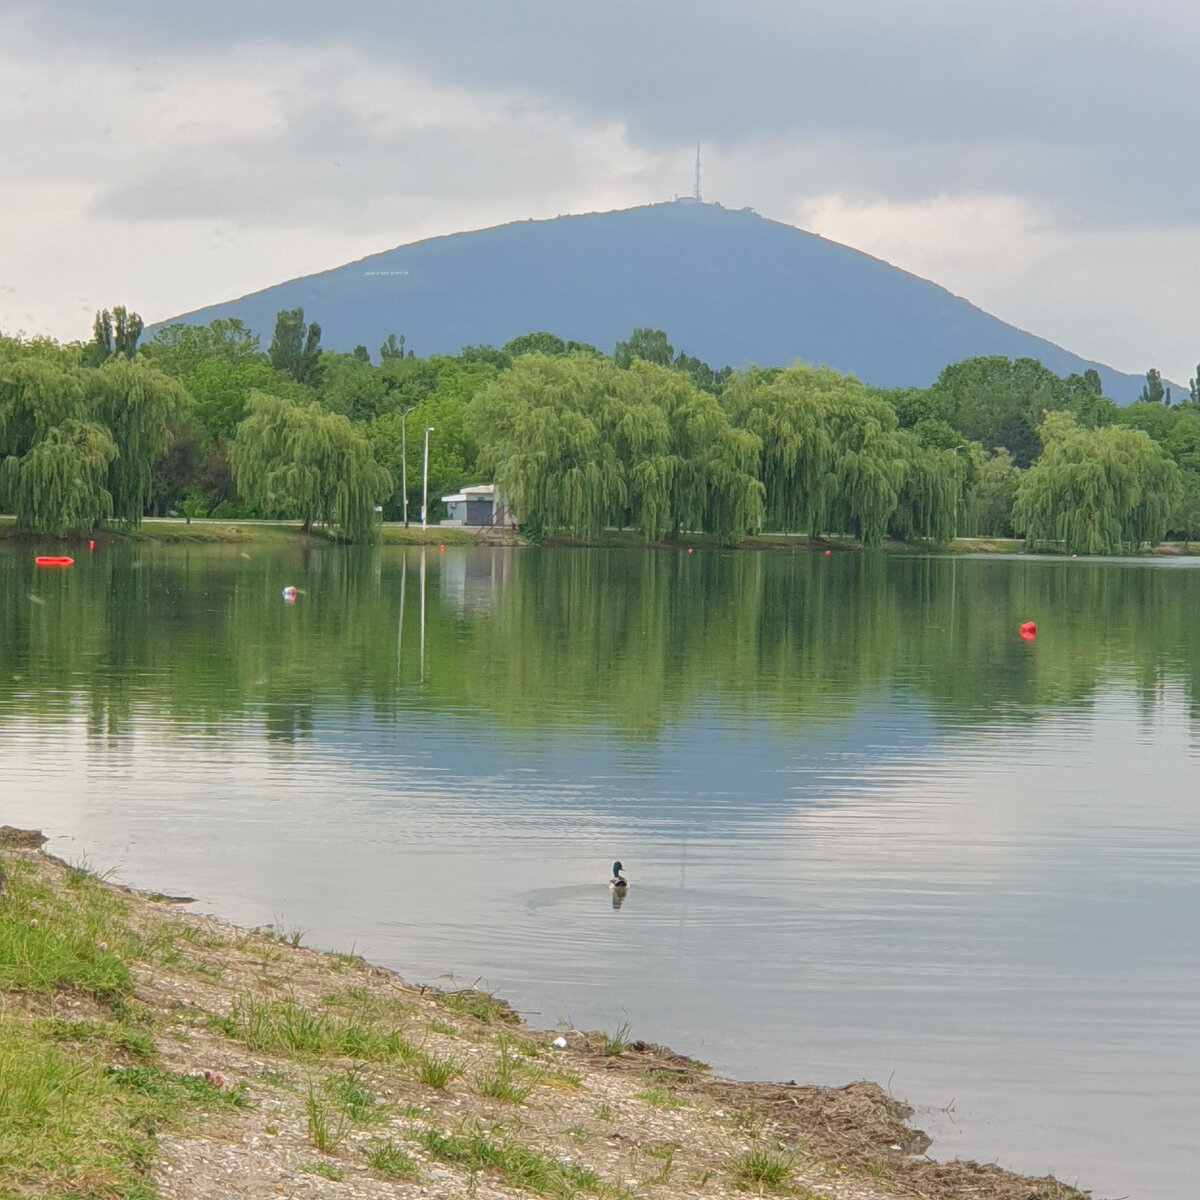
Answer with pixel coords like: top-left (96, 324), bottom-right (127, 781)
top-left (2, 545), bottom-right (1200, 1199)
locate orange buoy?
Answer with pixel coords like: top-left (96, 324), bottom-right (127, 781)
top-left (1019, 621), bottom-right (1037, 640)
top-left (35, 556), bottom-right (74, 567)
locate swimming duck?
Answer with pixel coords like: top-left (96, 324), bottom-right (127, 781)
top-left (608, 861), bottom-right (628, 890)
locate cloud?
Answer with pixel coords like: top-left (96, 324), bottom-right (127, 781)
top-left (3, 2), bottom-right (1200, 380)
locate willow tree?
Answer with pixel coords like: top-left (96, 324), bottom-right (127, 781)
top-left (889, 437), bottom-right (958, 544)
top-left (1013, 411), bottom-right (1181, 554)
top-left (0, 354), bottom-right (117, 533)
top-left (468, 353), bottom-right (761, 543)
top-left (87, 358), bottom-right (186, 527)
top-left (723, 363), bottom-right (910, 545)
top-left (231, 390), bottom-right (391, 542)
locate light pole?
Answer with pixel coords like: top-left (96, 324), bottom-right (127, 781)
top-left (421, 426), bottom-right (435, 531)
top-left (952, 443), bottom-right (966, 541)
top-left (400, 407), bottom-right (414, 527)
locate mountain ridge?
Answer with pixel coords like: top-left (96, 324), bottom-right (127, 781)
top-left (151, 200), bottom-right (1152, 402)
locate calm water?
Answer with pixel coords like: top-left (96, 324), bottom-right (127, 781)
top-left (3, 542), bottom-right (1198, 1199)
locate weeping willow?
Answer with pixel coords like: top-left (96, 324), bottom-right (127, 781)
top-left (88, 358), bottom-right (186, 528)
top-left (1013, 411), bottom-right (1182, 554)
top-left (1, 419), bottom-right (116, 534)
top-left (889, 439), bottom-right (959, 544)
top-left (723, 364), bottom-right (912, 545)
top-left (0, 354), bottom-right (118, 533)
top-left (231, 391), bottom-right (392, 543)
top-left (469, 354), bottom-right (761, 543)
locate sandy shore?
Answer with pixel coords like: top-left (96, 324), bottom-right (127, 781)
top-left (0, 830), bottom-right (1091, 1200)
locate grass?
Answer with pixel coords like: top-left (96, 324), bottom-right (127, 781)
top-left (298, 1160), bottom-right (345, 1180)
top-left (412, 1124), bottom-right (607, 1199)
top-left (634, 1086), bottom-right (687, 1110)
top-left (644, 1144), bottom-right (676, 1184)
top-left (473, 1042), bottom-right (538, 1104)
top-left (600, 1020), bottom-right (632, 1057)
top-left (0, 856), bottom-right (137, 998)
top-left (365, 1138), bottom-right (419, 1179)
top-left (306, 1081), bottom-right (351, 1153)
top-left (437, 986), bottom-right (519, 1025)
top-left (730, 1148), bottom-right (795, 1194)
top-left (416, 1050), bottom-right (465, 1089)
top-left (209, 991), bottom-right (417, 1062)
top-left (324, 1065), bottom-right (387, 1126)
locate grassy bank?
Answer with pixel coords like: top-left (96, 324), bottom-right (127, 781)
top-left (0, 831), bottom-right (1089, 1200)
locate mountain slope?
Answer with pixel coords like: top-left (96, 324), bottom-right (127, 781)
top-left (153, 201), bottom-right (1148, 401)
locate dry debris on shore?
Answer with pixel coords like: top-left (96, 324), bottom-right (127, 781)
top-left (0, 830), bottom-right (1091, 1200)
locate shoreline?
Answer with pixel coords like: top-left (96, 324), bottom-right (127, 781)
top-left (0, 829), bottom-right (1091, 1200)
top-left (3, 514), bottom-right (1198, 556)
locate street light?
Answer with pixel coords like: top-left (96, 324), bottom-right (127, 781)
top-left (421, 426), bottom-right (435, 531)
top-left (400, 407), bottom-right (414, 527)
top-left (952, 443), bottom-right (966, 541)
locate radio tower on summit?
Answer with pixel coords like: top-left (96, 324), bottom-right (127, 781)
top-left (694, 142), bottom-right (702, 202)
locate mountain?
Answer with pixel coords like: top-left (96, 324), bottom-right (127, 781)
top-left (152, 200), bottom-right (1150, 401)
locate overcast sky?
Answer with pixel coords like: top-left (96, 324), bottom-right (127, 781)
top-left (2, 0), bottom-right (1198, 383)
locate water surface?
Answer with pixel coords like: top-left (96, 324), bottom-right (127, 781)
top-left (2, 542), bottom-right (1198, 1199)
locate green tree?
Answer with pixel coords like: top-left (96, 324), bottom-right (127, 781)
top-left (503, 331), bottom-right (566, 358)
top-left (973, 449), bottom-right (1021, 537)
top-left (613, 328), bottom-right (674, 368)
top-left (722, 363), bottom-right (910, 545)
top-left (143, 318), bottom-right (261, 377)
top-left (268, 308), bottom-right (323, 386)
top-left (379, 333), bottom-right (407, 361)
top-left (469, 354), bottom-right (761, 544)
top-left (1013, 411), bottom-right (1181, 554)
top-left (88, 359), bottom-right (187, 528)
top-left (231, 391), bottom-right (391, 542)
top-left (0, 355), bottom-right (117, 533)
top-left (1140, 368), bottom-right (1167, 404)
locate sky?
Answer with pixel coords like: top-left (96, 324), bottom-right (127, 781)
top-left (1, 0), bottom-right (1198, 384)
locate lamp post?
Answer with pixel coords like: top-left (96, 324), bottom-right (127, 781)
top-left (952, 443), bottom-right (966, 541)
top-left (421, 426), bottom-right (435, 531)
top-left (400, 407), bottom-right (414, 527)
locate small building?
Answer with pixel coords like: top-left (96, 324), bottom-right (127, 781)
top-left (439, 483), bottom-right (515, 529)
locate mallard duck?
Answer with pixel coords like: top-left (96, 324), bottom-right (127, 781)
top-left (608, 861), bottom-right (628, 890)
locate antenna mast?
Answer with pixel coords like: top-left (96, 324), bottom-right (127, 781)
top-left (694, 142), bottom-right (702, 202)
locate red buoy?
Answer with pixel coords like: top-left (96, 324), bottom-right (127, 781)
top-left (1019, 621), bottom-right (1037, 640)
top-left (824, 549), bottom-right (831, 556)
top-left (439, 544), bottom-right (445, 552)
top-left (35, 556), bottom-right (74, 567)
top-left (88, 540), bottom-right (95, 551)
top-left (687, 548), bottom-right (693, 555)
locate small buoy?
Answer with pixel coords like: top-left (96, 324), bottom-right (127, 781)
top-left (1019, 621), bottom-right (1037, 640)
top-left (824, 549), bottom-right (831, 556)
top-left (88, 540), bottom-right (95, 551)
top-left (35, 556), bottom-right (74, 567)
top-left (439, 544), bottom-right (445, 552)
top-left (282, 585), bottom-right (297, 603)
top-left (687, 547), bottom-right (693, 555)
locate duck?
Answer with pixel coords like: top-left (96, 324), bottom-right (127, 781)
top-left (608, 861), bottom-right (628, 891)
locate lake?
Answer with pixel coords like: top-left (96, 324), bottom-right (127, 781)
top-left (2, 540), bottom-right (1198, 1199)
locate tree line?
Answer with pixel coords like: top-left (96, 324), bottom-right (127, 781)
top-left (2, 305), bottom-right (1195, 553)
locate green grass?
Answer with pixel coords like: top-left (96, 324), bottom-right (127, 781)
top-left (324, 1066), bottom-right (387, 1126)
top-left (365, 1138), bottom-right (419, 1179)
top-left (730, 1148), bottom-right (795, 1193)
top-left (473, 1045), bottom-right (537, 1104)
top-left (600, 1020), bottom-right (632, 1057)
top-left (416, 1050), bottom-right (464, 1089)
top-left (298, 1160), bottom-right (345, 1180)
top-left (209, 991), bottom-right (416, 1062)
top-left (436, 986), bottom-right (519, 1024)
top-left (644, 1144), bottom-right (675, 1184)
top-left (412, 1125), bottom-right (607, 1199)
top-left (306, 1082), bottom-right (351, 1153)
top-left (0, 856), bottom-right (137, 998)
top-left (634, 1087), bottom-right (687, 1110)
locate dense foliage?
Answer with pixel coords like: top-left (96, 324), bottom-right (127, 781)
top-left (3, 310), bottom-right (1197, 552)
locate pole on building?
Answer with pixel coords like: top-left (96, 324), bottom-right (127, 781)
top-left (421, 426), bottom-right (434, 531)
